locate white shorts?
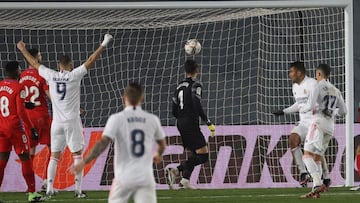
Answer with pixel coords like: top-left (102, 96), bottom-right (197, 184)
top-left (50, 118), bottom-right (84, 153)
top-left (304, 123), bottom-right (332, 156)
top-left (291, 121), bottom-right (310, 142)
top-left (109, 180), bottom-right (156, 203)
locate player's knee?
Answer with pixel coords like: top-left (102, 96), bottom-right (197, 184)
top-left (72, 149), bottom-right (83, 156)
top-left (197, 153), bottom-right (208, 164)
top-left (51, 152), bottom-right (61, 159)
top-left (356, 144), bottom-right (360, 154)
top-left (289, 133), bottom-right (301, 149)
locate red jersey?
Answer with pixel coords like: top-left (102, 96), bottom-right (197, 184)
top-left (20, 68), bottom-right (49, 114)
top-left (0, 79), bottom-right (33, 135)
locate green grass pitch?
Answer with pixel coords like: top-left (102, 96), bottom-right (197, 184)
top-left (1, 187), bottom-right (360, 203)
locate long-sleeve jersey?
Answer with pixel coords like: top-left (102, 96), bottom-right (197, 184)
top-left (172, 77), bottom-right (209, 124)
top-left (283, 76), bottom-right (318, 123)
top-left (312, 79), bottom-right (346, 134)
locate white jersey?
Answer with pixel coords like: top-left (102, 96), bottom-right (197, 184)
top-left (39, 64), bottom-right (87, 122)
top-left (283, 76), bottom-right (318, 124)
top-left (313, 79), bottom-right (346, 134)
top-left (103, 106), bottom-right (165, 186)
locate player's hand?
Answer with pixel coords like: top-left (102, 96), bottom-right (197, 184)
top-left (17, 40), bottom-right (26, 51)
top-left (272, 110), bottom-right (285, 116)
top-left (322, 108), bottom-right (333, 117)
top-left (31, 128), bottom-right (39, 140)
top-left (206, 120), bottom-right (216, 137)
top-left (153, 152), bottom-right (162, 164)
top-left (69, 160), bottom-right (85, 175)
top-left (24, 102), bottom-right (35, 109)
top-left (101, 34), bottom-right (113, 47)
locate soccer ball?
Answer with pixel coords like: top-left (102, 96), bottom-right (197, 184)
top-left (184, 39), bottom-right (201, 55)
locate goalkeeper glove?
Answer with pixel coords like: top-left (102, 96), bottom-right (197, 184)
top-left (272, 110), bottom-right (285, 116)
top-left (101, 34), bottom-right (114, 47)
top-left (24, 102), bottom-right (35, 109)
top-left (31, 128), bottom-right (39, 140)
top-left (206, 120), bottom-right (216, 137)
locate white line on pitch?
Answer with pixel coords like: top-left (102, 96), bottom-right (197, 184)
top-left (158, 192), bottom-right (360, 199)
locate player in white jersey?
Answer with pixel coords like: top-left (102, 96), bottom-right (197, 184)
top-left (300, 64), bottom-right (346, 198)
top-left (16, 34), bottom-right (113, 198)
top-left (273, 61), bottom-right (330, 187)
top-left (71, 83), bottom-right (167, 203)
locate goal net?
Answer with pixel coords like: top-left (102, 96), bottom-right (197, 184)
top-left (0, 6), bottom-right (347, 190)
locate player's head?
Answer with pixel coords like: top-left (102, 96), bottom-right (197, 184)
top-left (289, 61), bottom-right (306, 84)
top-left (316, 64), bottom-right (331, 81)
top-left (184, 59), bottom-right (199, 77)
top-left (123, 82), bottom-right (144, 107)
top-left (28, 48), bottom-right (42, 64)
top-left (4, 61), bottom-right (20, 79)
top-left (58, 55), bottom-right (73, 71)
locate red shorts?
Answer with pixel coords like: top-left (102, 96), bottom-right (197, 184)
top-left (25, 111), bottom-right (51, 147)
top-left (0, 128), bottom-right (30, 154)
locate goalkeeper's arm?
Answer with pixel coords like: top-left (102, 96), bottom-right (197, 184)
top-left (83, 34), bottom-right (113, 70)
top-left (191, 84), bottom-right (215, 135)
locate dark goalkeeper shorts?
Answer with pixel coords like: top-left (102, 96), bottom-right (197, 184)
top-left (177, 120), bottom-right (206, 151)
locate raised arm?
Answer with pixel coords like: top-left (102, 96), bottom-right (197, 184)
top-left (83, 34), bottom-right (113, 70)
top-left (17, 41), bottom-right (41, 69)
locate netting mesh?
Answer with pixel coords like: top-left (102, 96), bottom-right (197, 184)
top-left (0, 8), bottom-right (303, 29)
top-left (0, 7), bottom-right (345, 188)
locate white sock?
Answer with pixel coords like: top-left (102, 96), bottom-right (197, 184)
top-left (303, 156), bottom-right (322, 187)
top-left (47, 157), bottom-right (58, 194)
top-left (73, 155), bottom-right (83, 193)
top-left (292, 147), bottom-right (307, 174)
top-left (316, 161), bottom-right (323, 181)
top-left (321, 156), bottom-right (330, 179)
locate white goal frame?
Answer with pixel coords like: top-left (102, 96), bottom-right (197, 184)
top-left (0, 0), bottom-right (354, 186)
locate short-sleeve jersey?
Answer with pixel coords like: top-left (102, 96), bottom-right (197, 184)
top-left (0, 79), bottom-right (27, 132)
top-left (102, 106), bottom-right (165, 185)
top-left (291, 76), bottom-right (318, 123)
top-left (173, 78), bottom-right (203, 121)
top-left (20, 68), bottom-right (49, 114)
top-left (38, 64), bottom-right (87, 122)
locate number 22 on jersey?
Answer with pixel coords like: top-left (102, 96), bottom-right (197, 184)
top-left (24, 85), bottom-right (40, 106)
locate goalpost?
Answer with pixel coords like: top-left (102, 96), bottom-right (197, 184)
top-left (0, 0), bottom-right (354, 190)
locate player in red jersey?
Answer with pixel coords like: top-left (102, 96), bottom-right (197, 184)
top-left (0, 61), bottom-right (44, 202)
top-left (20, 48), bottom-right (52, 191)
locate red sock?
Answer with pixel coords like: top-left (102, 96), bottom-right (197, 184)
top-left (357, 154), bottom-right (360, 177)
top-left (21, 159), bottom-right (35, 192)
top-left (0, 160), bottom-right (8, 187)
